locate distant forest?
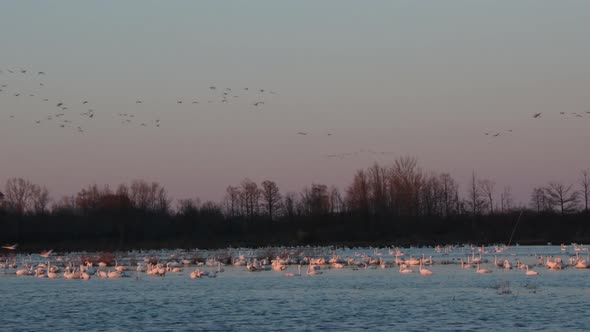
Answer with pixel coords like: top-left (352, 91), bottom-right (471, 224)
top-left (1, 157), bottom-right (589, 251)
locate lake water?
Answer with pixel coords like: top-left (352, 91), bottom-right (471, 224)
top-left (1, 245), bottom-right (589, 331)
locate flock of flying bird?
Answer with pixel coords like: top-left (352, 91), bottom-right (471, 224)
top-left (1, 67), bottom-right (275, 135)
top-left (483, 111), bottom-right (590, 137)
top-left (1, 66), bottom-right (395, 160)
top-left (5, 66), bottom-right (589, 161)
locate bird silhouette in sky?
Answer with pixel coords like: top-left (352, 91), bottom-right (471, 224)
top-left (533, 113), bottom-right (542, 118)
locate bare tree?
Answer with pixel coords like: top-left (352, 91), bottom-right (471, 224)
top-left (545, 182), bottom-right (579, 216)
top-left (499, 186), bottom-right (512, 214)
top-left (155, 185), bottom-right (171, 214)
top-left (301, 184), bottom-right (330, 216)
top-left (51, 195), bottom-right (78, 215)
top-left (260, 180), bottom-right (282, 221)
top-left (76, 184), bottom-right (107, 213)
top-left (346, 169), bottom-right (370, 216)
top-left (439, 173), bottom-right (459, 217)
top-left (32, 186), bottom-right (50, 215)
top-left (223, 186), bottom-right (241, 217)
top-left (4, 178), bottom-right (38, 214)
top-left (240, 178), bottom-right (260, 221)
top-left (328, 186), bottom-right (344, 214)
top-left (580, 169), bottom-right (590, 212)
top-left (282, 192), bottom-right (298, 220)
top-left (390, 156), bottom-right (423, 217)
top-left (367, 163), bottom-right (388, 216)
top-left (478, 179), bottom-right (495, 214)
top-left (130, 180), bottom-right (151, 211)
top-left (421, 173), bottom-right (441, 217)
top-left (530, 187), bottom-right (547, 213)
top-left (178, 198), bottom-right (201, 216)
top-left (466, 172), bottom-right (486, 216)
top-left (128, 180), bottom-right (169, 213)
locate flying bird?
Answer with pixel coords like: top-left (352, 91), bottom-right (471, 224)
top-left (136, 100), bottom-right (142, 104)
top-left (40, 249), bottom-right (53, 258)
top-left (82, 101), bottom-right (88, 104)
top-left (533, 113), bottom-right (542, 118)
top-left (253, 102), bottom-right (264, 106)
top-left (38, 71), bottom-right (45, 75)
top-left (209, 86), bottom-right (216, 90)
top-left (493, 133), bottom-right (500, 137)
top-left (2, 244), bottom-right (18, 250)
top-left (56, 102), bottom-right (63, 107)
top-left (297, 132), bottom-right (308, 135)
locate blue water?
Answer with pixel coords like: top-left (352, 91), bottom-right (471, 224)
top-left (1, 246), bottom-right (589, 331)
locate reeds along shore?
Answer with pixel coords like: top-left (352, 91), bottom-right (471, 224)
top-left (1, 160), bottom-right (589, 251)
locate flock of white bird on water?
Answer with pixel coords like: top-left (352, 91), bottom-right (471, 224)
top-left (1, 243), bottom-right (589, 281)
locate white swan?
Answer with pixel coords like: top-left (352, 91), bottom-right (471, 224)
top-left (419, 261), bottom-right (433, 276)
top-left (190, 269), bottom-right (204, 279)
top-left (476, 263), bottom-right (492, 274)
top-left (399, 264), bottom-right (414, 274)
top-left (285, 265), bottom-right (302, 277)
top-left (115, 260), bottom-right (126, 272)
top-left (47, 262), bottom-right (59, 279)
top-left (525, 266), bottom-right (539, 276)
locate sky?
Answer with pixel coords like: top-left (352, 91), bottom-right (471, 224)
top-left (1, 1), bottom-right (590, 205)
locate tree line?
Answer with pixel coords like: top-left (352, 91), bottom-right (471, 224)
top-left (1, 157), bottom-right (589, 251)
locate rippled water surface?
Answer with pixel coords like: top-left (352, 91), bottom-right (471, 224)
top-left (1, 245), bottom-right (589, 331)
